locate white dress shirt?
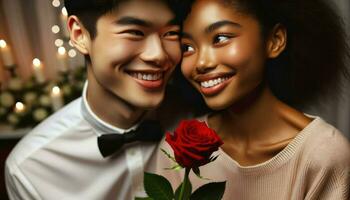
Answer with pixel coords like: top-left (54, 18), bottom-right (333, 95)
top-left (5, 83), bottom-right (158, 200)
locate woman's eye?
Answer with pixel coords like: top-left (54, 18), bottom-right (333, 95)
top-left (213, 35), bottom-right (230, 44)
top-left (182, 44), bottom-right (195, 55)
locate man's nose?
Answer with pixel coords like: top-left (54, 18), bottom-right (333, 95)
top-left (140, 34), bottom-right (168, 67)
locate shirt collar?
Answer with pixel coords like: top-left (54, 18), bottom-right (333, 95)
top-left (81, 81), bottom-right (139, 136)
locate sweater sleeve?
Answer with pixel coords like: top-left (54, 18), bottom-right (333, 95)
top-left (305, 167), bottom-right (349, 200)
top-left (304, 129), bottom-right (350, 200)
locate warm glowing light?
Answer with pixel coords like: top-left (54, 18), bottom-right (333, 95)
top-left (51, 25), bottom-right (60, 34)
top-left (0, 40), bottom-right (7, 48)
top-left (15, 102), bottom-right (25, 113)
top-left (58, 47), bottom-right (66, 55)
top-left (52, 0), bottom-right (60, 7)
top-left (52, 86), bottom-right (61, 95)
top-left (32, 58), bottom-right (41, 67)
top-left (55, 39), bottom-right (64, 47)
top-left (61, 7), bottom-right (68, 16)
top-left (68, 49), bottom-right (77, 58)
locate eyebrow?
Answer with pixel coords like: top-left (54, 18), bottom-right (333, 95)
top-left (182, 20), bottom-right (242, 40)
top-left (115, 16), bottom-right (179, 27)
top-left (115, 16), bottom-right (152, 27)
top-left (205, 20), bottom-right (242, 33)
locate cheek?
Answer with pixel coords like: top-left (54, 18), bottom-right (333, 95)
top-left (217, 42), bottom-right (252, 68)
top-left (163, 41), bottom-right (182, 65)
top-left (92, 37), bottom-right (141, 68)
top-left (181, 56), bottom-right (196, 80)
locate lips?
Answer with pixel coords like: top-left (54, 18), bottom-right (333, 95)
top-left (126, 70), bottom-right (165, 90)
top-left (194, 72), bottom-right (235, 96)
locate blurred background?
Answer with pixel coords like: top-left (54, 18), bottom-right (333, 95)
top-left (0, 0), bottom-right (349, 199)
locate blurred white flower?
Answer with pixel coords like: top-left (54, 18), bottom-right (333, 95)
top-left (7, 113), bottom-right (19, 125)
top-left (8, 78), bottom-right (23, 91)
top-left (0, 92), bottom-right (15, 107)
top-left (62, 84), bottom-right (72, 96)
top-left (33, 108), bottom-right (48, 121)
top-left (0, 107), bottom-right (6, 115)
top-left (25, 80), bottom-right (35, 89)
top-left (39, 95), bottom-right (51, 106)
top-left (24, 92), bottom-right (37, 104)
top-left (77, 81), bottom-right (84, 90)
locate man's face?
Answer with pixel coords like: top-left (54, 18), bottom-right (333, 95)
top-left (85, 0), bottom-right (181, 109)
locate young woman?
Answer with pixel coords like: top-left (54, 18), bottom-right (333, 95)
top-left (156, 0), bottom-right (350, 199)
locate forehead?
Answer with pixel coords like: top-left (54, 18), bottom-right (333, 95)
top-left (183, 0), bottom-right (252, 32)
top-left (106, 0), bottom-right (175, 24)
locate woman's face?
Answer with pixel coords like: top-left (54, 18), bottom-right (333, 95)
top-left (181, 0), bottom-right (269, 110)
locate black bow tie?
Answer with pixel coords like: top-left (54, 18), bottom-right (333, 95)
top-left (97, 120), bottom-right (164, 157)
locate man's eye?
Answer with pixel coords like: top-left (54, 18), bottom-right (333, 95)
top-left (124, 30), bottom-right (144, 36)
top-left (163, 31), bottom-right (180, 40)
top-left (213, 35), bottom-right (230, 44)
top-left (164, 31), bottom-right (180, 37)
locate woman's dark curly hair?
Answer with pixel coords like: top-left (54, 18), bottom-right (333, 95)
top-left (176, 0), bottom-right (350, 111)
top-left (220, 0), bottom-right (350, 108)
top-left (64, 0), bottom-right (193, 39)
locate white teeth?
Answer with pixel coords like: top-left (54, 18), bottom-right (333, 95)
top-left (130, 72), bottom-right (163, 81)
top-left (201, 77), bottom-right (229, 88)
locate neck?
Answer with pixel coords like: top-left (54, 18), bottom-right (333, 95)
top-left (209, 85), bottom-right (309, 143)
top-left (86, 68), bottom-right (145, 129)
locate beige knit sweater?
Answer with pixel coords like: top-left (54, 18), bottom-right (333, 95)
top-left (153, 116), bottom-right (350, 200)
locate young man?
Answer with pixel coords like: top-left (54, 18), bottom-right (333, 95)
top-left (5, 0), bottom-right (191, 199)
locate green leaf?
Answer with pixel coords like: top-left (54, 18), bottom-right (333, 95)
top-left (164, 164), bottom-right (183, 171)
top-left (161, 148), bottom-right (177, 163)
top-left (144, 172), bottom-right (174, 200)
top-left (134, 197), bottom-right (154, 200)
top-left (190, 181), bottom-right (226, 200)
top-left (193, 168), bottom-right (210, 181)
top-left (210, 155), bottom-right (219, 162)
top-left (174, 180), bottom-right (192, 200)
top-left (192, 168), bottom-right (200, 176)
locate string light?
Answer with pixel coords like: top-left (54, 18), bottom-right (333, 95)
top-left (58, 47), bottom-right (66, 55)
top-left (61, 7), bottom-right (68, 17)
top-left (52, 0), bottom-right (60, 7)
top-left (68, 49), bottom-right (77, 58)
top-left (55, 39), bottom-right (64, 47)
top-left (68, 40), bottom-right (74, 47)
top-left (51, 25), bottom-right (60, 34)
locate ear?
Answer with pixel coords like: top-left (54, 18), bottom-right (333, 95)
top-left (67, 16), bottom-right (90, 55)
top-left (266, 24), bottom-right (287, 58)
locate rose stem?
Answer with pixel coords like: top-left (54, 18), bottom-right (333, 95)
top-left (179, 168), bottom-right (191, 200)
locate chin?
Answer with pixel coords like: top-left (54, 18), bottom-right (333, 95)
top-left (131, 95), bottom-right (164, 110)
top-left (204, 97), bottom-right (233, 111)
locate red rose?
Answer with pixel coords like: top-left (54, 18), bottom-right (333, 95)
top-left (165, 119), bottom-right (223, 169)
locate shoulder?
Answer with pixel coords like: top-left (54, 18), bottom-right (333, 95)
top-left (302, 117), bottom-right (350, 172)
top-left (6, 98), bottom-right (85, 168)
